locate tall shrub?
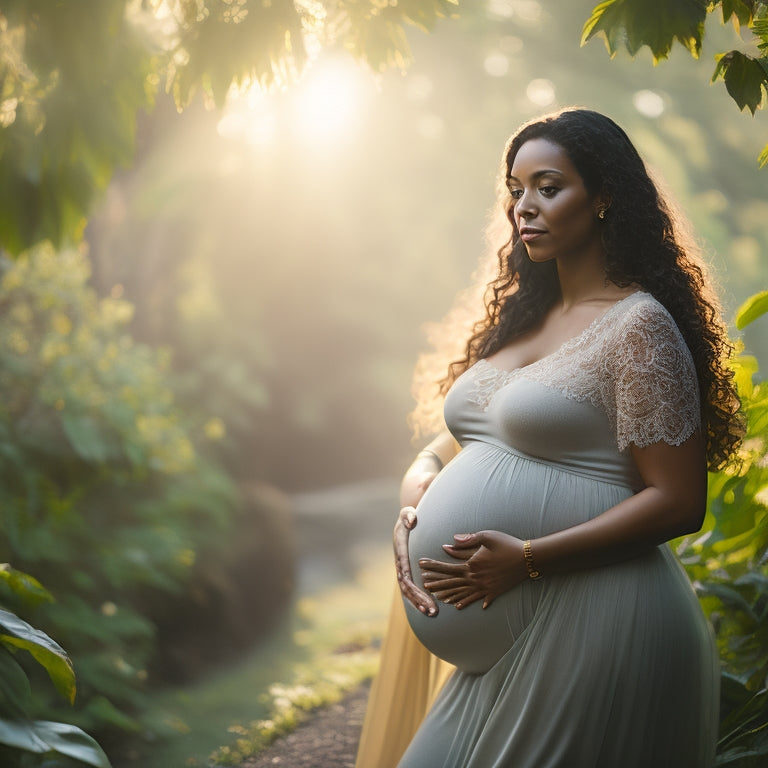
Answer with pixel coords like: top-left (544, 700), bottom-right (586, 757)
top-left (681, 292), bottom-right (768, 766)
top-left (0, 244), bottom-right (236, 733)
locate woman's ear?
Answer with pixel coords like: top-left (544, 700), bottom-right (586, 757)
top-left (595, 194), bottom-right (611, 219)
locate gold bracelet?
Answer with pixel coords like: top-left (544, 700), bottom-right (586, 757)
top-left (523, 539), bottom-right (541, 580)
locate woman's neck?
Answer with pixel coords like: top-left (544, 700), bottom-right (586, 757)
top-left (555, 253), bottom-right (623, 311)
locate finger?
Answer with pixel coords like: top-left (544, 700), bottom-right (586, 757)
top-left (400, 506), bottom-right (418, 530)
top-left (431, 586), bottom-right (469, 603)
top-left (422, 575), bottom-right (471, 592)
top-left (420, 568), bottom-right (466, 585)
top-left (393, 510), bottom-right (438, 617)
top-left (418, 557), bottom-right (466, 573)
top-left (454, 590), bottom-right (485, 610)
top-left (441, 544), bottom-right (478, 561)
top-left (482, 593), bottom-right (497, 610)
top-left (399, 576), bottom-right (439, 617)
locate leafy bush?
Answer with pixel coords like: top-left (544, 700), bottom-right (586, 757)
top-left (0, 244), bottom-right (243, 734)
top-left (0, 564), bottom-right (111, 767)
top-left (680, 293), bottom-right (768, 766)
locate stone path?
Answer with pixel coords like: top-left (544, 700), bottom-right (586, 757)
top-left (238, 682), bottom-right (370, 768)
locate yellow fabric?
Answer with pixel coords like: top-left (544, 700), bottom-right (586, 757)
top-left (355, 585), bottom-right (454, 768)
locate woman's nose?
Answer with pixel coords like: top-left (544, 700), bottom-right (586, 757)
top-left (515, 190), bottom-right (537, 218)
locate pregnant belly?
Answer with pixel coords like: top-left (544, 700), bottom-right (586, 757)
top-left (403, 443), bottom-right (632, 673)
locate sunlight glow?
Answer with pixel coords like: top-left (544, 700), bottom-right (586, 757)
top-left (406, 74), bottom-right (434, 101)
top-left (418, 114), bottom-right (445, 140)
top-left (292, 57), bottom-right (367, 141)
top-left (217, 87), bottom-right (277, 146)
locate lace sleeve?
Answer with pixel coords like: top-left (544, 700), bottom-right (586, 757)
top-left (609, 300), bottom-right (701, 451)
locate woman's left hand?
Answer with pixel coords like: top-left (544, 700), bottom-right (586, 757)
top-left (419, 530), bottom-right (528, 610)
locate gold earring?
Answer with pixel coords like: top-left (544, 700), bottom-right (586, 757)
top-left (598, 208), bottom-right (606, 220)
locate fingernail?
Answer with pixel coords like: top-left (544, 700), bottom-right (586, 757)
top-left (455, 602), bottom-right (462, 610)
top-left (454, 533), bottom-right (472, 542)
top-left (427, 607), bottom-right (437, 616)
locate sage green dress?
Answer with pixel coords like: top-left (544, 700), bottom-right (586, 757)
top-left (400, 292), bottom-right (718, 768)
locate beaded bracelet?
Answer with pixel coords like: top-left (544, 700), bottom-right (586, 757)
top-left (523, 539), bottom-right (541, 580)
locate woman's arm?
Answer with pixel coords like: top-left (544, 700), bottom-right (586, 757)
top-left (420, 433), bottom-right (707, 609)
top-left (395, 430), bottom-right (460, 616)
top-left (399, 430), bottom-right (460, 507)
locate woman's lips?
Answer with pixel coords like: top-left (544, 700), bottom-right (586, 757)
top-left (519, 228), bottom-right (546, 242)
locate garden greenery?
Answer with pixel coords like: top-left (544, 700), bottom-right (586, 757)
top-left (0, 564), bottom-right (111, 767)
top-left (680, 292), bottom-right (768, 766)
top-left (0, 244), bottom-right (236, 734)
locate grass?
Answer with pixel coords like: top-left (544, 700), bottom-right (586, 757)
top-left (111, 547), bottom-right (393, 768)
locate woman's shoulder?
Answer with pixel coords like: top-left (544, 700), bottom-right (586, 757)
top-left (609, 291), bottom-right (683, 340)
top-left (605, 291), bottom-right (696, 375)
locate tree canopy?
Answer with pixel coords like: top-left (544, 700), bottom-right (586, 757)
top-left (0, 0), bottom-right (765, 256)
top-left (0, 0), bottom-right (458, 255)
top-left (582, 0), bottom-right (768, 164)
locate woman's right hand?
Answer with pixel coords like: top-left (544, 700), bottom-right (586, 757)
top-left (394, 505), bottom-right (438, 617)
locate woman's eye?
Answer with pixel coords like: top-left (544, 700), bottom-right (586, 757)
top-left (508, 188), bottom-right (523, 199)
top-left (540, 186), bottom-right (559, 197)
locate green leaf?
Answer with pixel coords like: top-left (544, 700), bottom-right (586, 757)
top-left (60, 411), bottom-right (113, 464)
top-left (712, 51), bottom-right (768, 115)
top-left (0, 716), bottom-right (50, 753)
top-left (721, 0), bottom-right (755, 29)
top-left (0, 564), bottom-right (54, 607)
top-left (735, 290), bottom-right (768, 329)
top-left (698, 583), bottom-right (758, 620)
top-left (0, 718), bottom-right (111, 767)
top-left (0, 648), bottom-right (32, 719)
top-left (753, 17), bottom-right (768, 52)
top-left (582, 0), bottom-right (708, 61)
top-left (759, 142), bottom-right (768, 168)
top-left (0, 610), bottom-right (75, 705)
top-left (731, 354), bottom-right (759, 397)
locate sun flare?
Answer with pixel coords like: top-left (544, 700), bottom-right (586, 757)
top-left (292, 56), bottom-right (368, 141)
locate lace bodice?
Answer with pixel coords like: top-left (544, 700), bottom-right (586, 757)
top-left (463, 292), bottom-right (700, 452)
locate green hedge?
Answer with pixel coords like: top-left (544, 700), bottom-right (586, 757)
top-left (681, 294), bottom-right (768, 766)
top-left (0, 244), bottom-right (242, 734)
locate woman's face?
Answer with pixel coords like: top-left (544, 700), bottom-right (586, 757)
top-left (507, 138), bottom-right (604, 264)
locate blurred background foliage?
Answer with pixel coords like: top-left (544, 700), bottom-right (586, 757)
top-left (0, 0), bottom-right (767, 765)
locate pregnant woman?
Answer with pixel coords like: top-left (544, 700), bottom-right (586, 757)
top-left (358, 109), bottom-right (743, 768)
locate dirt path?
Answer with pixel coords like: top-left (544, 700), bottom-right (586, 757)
top-left (235, 481), bottom-right (393, 767)
top-left (238, 682), bottom-right (370, 768)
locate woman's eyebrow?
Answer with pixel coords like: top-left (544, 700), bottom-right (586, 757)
top-left (507, 169), bottom-right (565, 182)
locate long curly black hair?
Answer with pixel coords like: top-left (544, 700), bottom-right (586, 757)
top-left (419, 108), bottom-right (742, 471)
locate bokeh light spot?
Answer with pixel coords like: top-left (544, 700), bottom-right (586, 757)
top-left (526, 78), bottom-right (555, 107)
top-left (417, 114), bottom-right (445, 140)
top-left (406, 73), bottom-right (434, 101)
top-left (217, 88), bottom-right (277, 146)
top-left (499, 35), bottom-right (523, 55)
top-left (484, 51), bottom-right (510, 77)
top-left (633, 90), bottom-right (665, 118)
top-left (486, 0), bottom-right (515, 19)
top-left (488, 0), bottom-right (543, 23)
